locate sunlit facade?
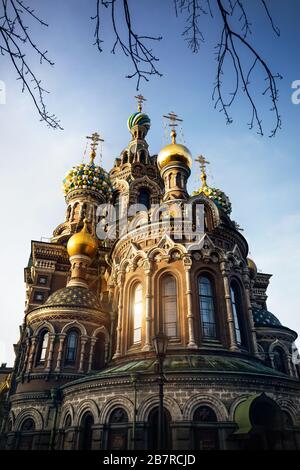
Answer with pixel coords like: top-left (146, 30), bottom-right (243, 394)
top-left (1, 104), bottom-right (300, 451)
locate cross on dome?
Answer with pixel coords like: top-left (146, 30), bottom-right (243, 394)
top-left (163, 111), bottom-right (183, 144)
top-left (135, 94), bottom-right (147, 112)
top-left (195, 154), bottom-right (210, 189)
top-left (86, 132), bottom-right (104, 164)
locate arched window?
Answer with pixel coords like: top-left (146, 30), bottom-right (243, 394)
top-left (93, 333), bottom-right (106, 370)
top-left (273, 347), bottom-right (287, 374)
top-left (79, 413), bottom-right (94, 450)
top-left (138, 188), bottom-right (151, 210)
top-left (198, 276), bottom-right (217, 339)
top-left (65, 414), bottom-right (72, 428)
top-left (193, 406), bottom-right (219, 450)
top-left (175, 172), bottom-right (182, 188)
top-left (65, 330), bottom-right (79, 365)
top-left (161, 275), bottom-right (178, 338)
top-left (18, 418), bottom-right (36, 450)
top-left (122, 152), bottom-right (128, 164)
top-left (230, 281), bottom-right (246, 346)
top-left (37, 331), bottom-right (49, 363)
top-left (139, 150), bottom-right (146, 164)
top-left (107, 408), bottom-right (129, 450)
top-left (148, 407), bottom-right (172, 450)
top-left (132, 284), bottom-right (143, 344)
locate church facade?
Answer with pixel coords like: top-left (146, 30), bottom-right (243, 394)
top-left (1, 102), bottom-right (300, 450)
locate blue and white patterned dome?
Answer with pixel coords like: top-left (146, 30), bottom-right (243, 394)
top-left (253, 308), bottom-right (282, 327)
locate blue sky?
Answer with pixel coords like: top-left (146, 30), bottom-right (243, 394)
top-left (0, 0), bottom-right (299, 364)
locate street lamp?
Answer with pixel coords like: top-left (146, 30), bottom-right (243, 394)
top-left (152, 332), bottom-right (169, 450)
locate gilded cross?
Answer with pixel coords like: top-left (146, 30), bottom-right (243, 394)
top-left (195, 155), bottom-right (210, 173)
top-left (163, 111), bottom-right (183, 130)
top-left (135, 94), bottom-right (147, 112)
top-left (86, 132), bottom-right (104, 164)
top-left (163, 112), bottom-right (183, 143)
top-left (195, 155), bottom-right (210, 189)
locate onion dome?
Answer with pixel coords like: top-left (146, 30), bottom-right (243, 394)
top-left (62, 161), bottom-right (112, 200)
top-left (157, 129), bottom-right (192, 171)
top-left (67, 220), bottom-right (98, 259)
top-left (45, 285), bottom-right (101, 310)
top-left (252, 307), bottom-right (282, 328)
top-left (127, 112), bottom-right (151, 131)
top-left (193, 185), bottom-right (232, 215)
top-left (192, 155), bottom-right (232, 214)
top-left (247, 257), bottom-right (258, 279)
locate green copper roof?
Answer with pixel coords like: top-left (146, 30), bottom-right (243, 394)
top-left (97, 355), bottom-right (286, 377)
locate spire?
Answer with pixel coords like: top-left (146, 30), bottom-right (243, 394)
top-left (163, 111), bottom-right (183, 144)
top-left (86, 132), bottom-right (104, 164)
top-left (195, 155), bottom-right (211, 196)
top-left (135, 94), bottom-right (147, 112)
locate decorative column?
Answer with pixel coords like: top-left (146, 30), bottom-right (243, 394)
top-left (143, 259), bottom-right (153, 351)
top-left (242, 268), bottom-right (259, 356)
top-left (54, 334), bottom-right (66, 372)
top-left (88, 337), bottom-right (97, 372)
top-left (183, 255), bottom-right (197, 348)
top-left (45, 333), bottom-right (56, 372)
top-left (220, 261), bottom-right (239, 351)
top-left (21, 337), bottom-right (31, 374)
top-left (78, 335), bottom-right (88, 373)
top-left (27, 336), bottom-right (38, 373)
top-left (113, 270), bottom-right (125, 359)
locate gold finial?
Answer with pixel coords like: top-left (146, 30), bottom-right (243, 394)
top-left (195, 155), bottom-right (211, 195)
top-left (135, 94), bottom-right (147, 112)
top-left (163, 111), bottom-right (183, 144)
top-left (86, 132), bottom-right (104, 164)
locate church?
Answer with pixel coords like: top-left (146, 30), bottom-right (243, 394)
top-left (1, 98), bottom-right (300, 450)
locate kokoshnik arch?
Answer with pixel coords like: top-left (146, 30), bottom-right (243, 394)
top-left (1, 98), bottom-right (300, 451)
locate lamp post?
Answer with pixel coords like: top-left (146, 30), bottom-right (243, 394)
top-left (130, 372), bottom-right (139, 450)
top-left (152, 332), bottom-right (169, 451)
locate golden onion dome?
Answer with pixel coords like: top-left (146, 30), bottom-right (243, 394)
top-left (157, 129), bottom-right (192, 171)
top-left (247, 257), bottom-right (257, 278)
top-left (67, 220), bottom-right (98, 259)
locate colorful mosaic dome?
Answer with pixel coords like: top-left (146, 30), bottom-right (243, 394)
top-left (45, 286), bottom-right (101, 310)
top-left (193, 186), bottom-right (232, 215)
top-left (62, 162), bottom-right (112, 199)
top-left (252, 308), bottom-right (282, 328)
top-left (127, 112), bottom-right (151, 131)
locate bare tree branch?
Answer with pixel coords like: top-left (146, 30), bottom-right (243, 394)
top-left (171, 0), bottom-right (281, 135)
top-left (213, 0), bottom-right (282, 137)
top-left (0, 0), bottom-right (62, 129)
top-left (91, 0), bottom-right (162, 90)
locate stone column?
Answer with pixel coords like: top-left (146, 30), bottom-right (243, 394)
top-left (70, 203), bottom-right (75, 222)
top-left (78, 335), bottom-right (88, 373)
top-left (21, 338), bottom-right (31, 374)
top-left (88, 337), bottom-right (97, 373)
top-left (54, 334), bottom-right (66, 372)
top-left (220, 261), bottom-right (239, 351)
top-left (242, 269), bottom-right (259, 356)
top-left (45, 333), bottom-right (56, 372)
top-left (183, 255), bottom-right (197, 348)
top-left (113, 270), bottom-right (125, 359)
top-left (142, 259), bottom-right (153, 351)
top-left (27, 337), bottom-right (38, 372)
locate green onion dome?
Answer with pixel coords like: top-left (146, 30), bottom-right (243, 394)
top-left (193, 186), bottom-right (232, 215)
top-left (127, 112), bottom-right (151, 131)
top-left (62, 162), bottom-right (112, 200)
